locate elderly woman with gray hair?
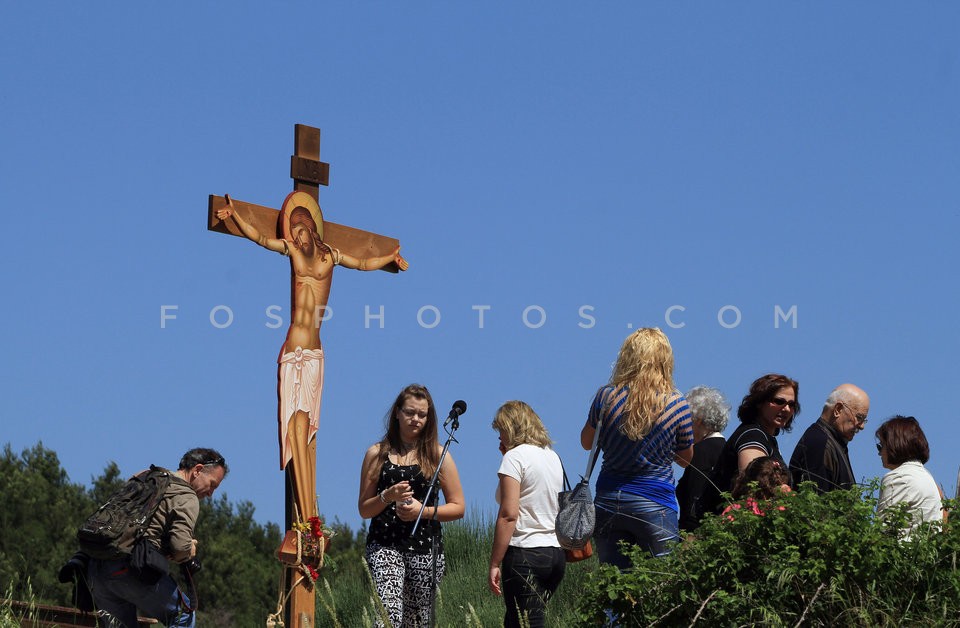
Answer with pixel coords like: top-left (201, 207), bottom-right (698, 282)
top-left (675, 386), bottom-right (730, 531)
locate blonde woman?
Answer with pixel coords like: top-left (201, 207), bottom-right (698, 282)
top-left (489, 401), bottom-right (565, 628)
top-left (580, 328), bottom-right (694, 569)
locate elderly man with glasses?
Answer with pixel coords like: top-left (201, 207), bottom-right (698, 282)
top-left (789, 384), bottom-right (870, 493)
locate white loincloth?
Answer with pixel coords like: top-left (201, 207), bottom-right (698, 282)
top-left (277, 346), bottom-right (324, 470)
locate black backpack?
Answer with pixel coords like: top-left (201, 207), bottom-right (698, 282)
top-left (78, 465), bottom-right (171, 560)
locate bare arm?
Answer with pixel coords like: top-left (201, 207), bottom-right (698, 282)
top-left (580, 419), bottom-right (595, 450)
top-left (488, 474), bottom-right (520, 596)
top-left (339, 246), bottom-right (409, 272)
top-left (216, 194), bottom-right (288, 254)
top-left (674, 394), bottom-right (695, 468)
top-left (737, 447), bottom-right (766, 474)
top-left (358, 445), bottom-right (412, 520)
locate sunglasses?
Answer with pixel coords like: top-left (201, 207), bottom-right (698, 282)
top-left (202, 457), bottom-right (225, 467)
top-left (875, 442), bottom-right (883, 453)
top-left (769, 396), bottom-right (798, 410)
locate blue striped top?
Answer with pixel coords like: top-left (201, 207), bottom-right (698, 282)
top-left (589, 385), bottom-right (694, 511)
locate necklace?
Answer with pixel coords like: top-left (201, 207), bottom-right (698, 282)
top-left (395, 442), bottom-right (417, 465)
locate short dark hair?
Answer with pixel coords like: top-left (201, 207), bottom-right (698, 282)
top-left (875, 416), bottom-right (929, 465)
top-left (179, 448), bottom-right (229, 474)
top-left (731, 456), bottom-right (791, 500)
top-left (737, 373), bottom-right (800, 432)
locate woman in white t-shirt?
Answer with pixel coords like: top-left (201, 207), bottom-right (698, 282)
top-left (488, 401), bottom-right (565, 628)
top-left (876, 415), bottom-right (945, 538)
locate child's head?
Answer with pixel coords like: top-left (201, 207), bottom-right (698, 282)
top-left (731, 456), bottom-right (791, 500)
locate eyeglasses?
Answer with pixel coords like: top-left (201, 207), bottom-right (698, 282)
top-left (842, 403), bottom-right (868, 426)
top-left (875, 442), bottom-right (883, 452)
top-left (769, 396), bottom-right (798, 410)
top-left (400, 407), bottom-right (428, 419)
top-left (202, 457), bottom-right (225, 467)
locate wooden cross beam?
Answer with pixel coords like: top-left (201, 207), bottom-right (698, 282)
top-left (207, 124), bottom-right (401, 272)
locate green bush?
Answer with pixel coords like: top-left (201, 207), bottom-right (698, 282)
top-left (192, 496), bottom-right (283, 626)
top-left (0, 443), bottom-right (96, 606)
top-left (18, 439), bottom-right (955, 627)
top-left (576, 484), bottom-right (960, 627)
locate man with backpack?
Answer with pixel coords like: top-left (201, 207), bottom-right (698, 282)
top-left (83, 447), bottom-right (228, 628)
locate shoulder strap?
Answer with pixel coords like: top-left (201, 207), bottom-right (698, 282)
top-left (583, 414), bottom-right (604, 480)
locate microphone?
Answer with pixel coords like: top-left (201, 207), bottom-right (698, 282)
top-left (443, 400), bottom-right (467, 428)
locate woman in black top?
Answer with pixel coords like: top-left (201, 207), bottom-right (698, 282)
top-left (702, 374), bottom-right (800, 516)
top-left (359, 384), bottom-right (465, 627)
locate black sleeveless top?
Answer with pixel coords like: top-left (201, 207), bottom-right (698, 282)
top-left (366, 459), bottom-right (442, 554)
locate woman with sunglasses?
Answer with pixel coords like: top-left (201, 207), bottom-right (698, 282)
top-left (876, 415), bottom-right (945, 537)
top-left (358, 384), bottom-right (465, 627)
top-left (701, 374), bottom-right (800, 516)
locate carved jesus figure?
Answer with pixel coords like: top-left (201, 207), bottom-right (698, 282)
top-left (217, 191), bottom-right (408, 520)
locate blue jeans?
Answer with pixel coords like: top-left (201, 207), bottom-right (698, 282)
top-left (501, 546), bottom-right (565, 628)
top-left (87, 558), bottom-right (194, 628)
top-left (594, 490), bottom-right (678, 571)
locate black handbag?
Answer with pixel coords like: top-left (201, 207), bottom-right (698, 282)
top-left (130, 537), bottom-right (169, 584)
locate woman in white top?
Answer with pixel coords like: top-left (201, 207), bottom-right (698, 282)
top-left (876, 415), bottom-right (945, 537)
top-left (488, 401), bottom-right (565, 628)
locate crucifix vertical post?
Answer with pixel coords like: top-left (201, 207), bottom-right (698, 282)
top-left (284, 124), bottom-right (328, 628)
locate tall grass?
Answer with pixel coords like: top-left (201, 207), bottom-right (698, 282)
top-left (1, 581), bottom-right (40, 627)
top-left (316, 511), bottom-right (597, 627)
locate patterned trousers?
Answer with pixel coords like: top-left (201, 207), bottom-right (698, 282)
top-left (366, 543), bottom-right (445, 628)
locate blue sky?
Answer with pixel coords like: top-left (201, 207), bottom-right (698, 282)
top-left (2, 3), bottom-right (958, 531)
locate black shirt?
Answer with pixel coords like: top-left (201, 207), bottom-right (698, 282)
top-left (366, 459), bottom-right (442, 554)
top-left (701, 423), bottom-right (787, 515)
top-left (676, 435), bottom-right (726, 531)
top-left (789, 418), bottom-right (855, 493)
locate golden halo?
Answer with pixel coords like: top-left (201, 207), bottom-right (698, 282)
top-left (281, 191), bottom-right (324, 241)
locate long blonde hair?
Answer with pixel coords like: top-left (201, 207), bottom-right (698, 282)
top-left (492, 401), bottom-right (553, 450)
top-left (609, 327), bottom-right (676, 440)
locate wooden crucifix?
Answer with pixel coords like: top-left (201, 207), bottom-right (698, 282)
top-left (208, 124), bottom-right (408, 628)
